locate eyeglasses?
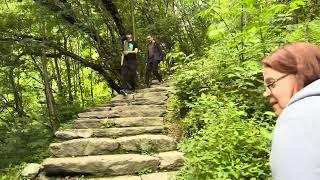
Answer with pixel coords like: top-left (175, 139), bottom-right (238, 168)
top-left (264, 74), bottom-right (290, 92)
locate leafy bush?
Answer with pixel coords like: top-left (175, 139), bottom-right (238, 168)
top-left (0, 163), bottom-right (25, 180)
top-left (171, 47), bottom-right (275, 178)
top-left (177, 95), bottom-right (273, 179)
top-left (0, 119), bottom-right (51, 169)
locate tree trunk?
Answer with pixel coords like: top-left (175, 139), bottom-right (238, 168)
top-left (54, 51), bottom-right (63, 97)
top-left (41, 56), bottom-right (59, 132)
top-left (8, 67), bottom-right (25, 117)
top-left (172, 0), bottom-right (175, 15)
top-left (90, 72), bottom-right (94, 105)
top-left (75, 36), bottom-right (85, 107)
top-left (73, 61), bottom-right (78, 101)
top-left (240, 3), bottom-right (244, 61)
top-left (90, 48), bottom-right (94, 105)
top-left (130, 0), bottom-right (136, 40)
top-left (64, 37), bottom-right (73, 103)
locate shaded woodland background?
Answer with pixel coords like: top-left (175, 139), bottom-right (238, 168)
top-left (1, 0), bottom-right (320, 179)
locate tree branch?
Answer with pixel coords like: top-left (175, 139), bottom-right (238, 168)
top-left (35, 0), bottom-right (109, 52)
top-left (101, 0), bottom-right (126, 37)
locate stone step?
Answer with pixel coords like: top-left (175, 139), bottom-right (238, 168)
top-left (112, 92), bottom-right (168, 101)
top-left (109, 109), bottom-right (166, 118)
top-left (156, 151), bottom-right (185, 170)
top-left (111, 93), bottom-right (168, 105)
top-left (150, 80), bottom-right (170, 87)
top-left (74, 117), bottom-right (164, 129)
top-left (110, 105), bottom-right (166, 111)
top-left (136, 86), bottom-right (170, 93)
top-left (50, 135), bottom-right (177, 157)
top-left (56, 126), bottom-right (164, 140)
top-left (78, 111), bottom-right (108, 119)
top-left (42, 154), bottom-right (160, 177)
top-left (86, 105), bottom-right (166, 113)
top-left (87, 171), bottom-right (178, 180)
top-left (78, 109), bottom-right (166, 119)
top-left (117, 135), bottom-right (177, 154)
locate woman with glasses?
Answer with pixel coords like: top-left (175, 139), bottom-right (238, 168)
top-left (262, 43), bottom-right (320, 180)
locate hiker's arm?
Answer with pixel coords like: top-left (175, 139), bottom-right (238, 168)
top-left (126, 48), bottom-right (138, 54)
top-left (121, 53), bottom-right (124, 66)
top-left (157, 44), bottom-right (165, 59)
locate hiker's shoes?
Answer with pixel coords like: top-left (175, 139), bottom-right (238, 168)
top-left (120, 89), bottom-right (128, 96)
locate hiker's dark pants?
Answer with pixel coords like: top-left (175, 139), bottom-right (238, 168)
top-left (122, 59), bottom-right (138, 90)
top-left (145, 58), bottom-right (162, 86)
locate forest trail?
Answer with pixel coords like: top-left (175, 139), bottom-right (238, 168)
top-left (36, 81), bottom-right (184, 179)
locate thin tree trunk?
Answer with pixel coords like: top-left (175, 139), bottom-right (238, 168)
top-left (90, 47), bottom-right (94, 105)
top-left (64, 37), bottom-right (73, 103)
top-left (172, 0), bottom-right (175, 15)
top-left (78, 67), bottom-right (85, 108)
top-left (8, 67), bottom-right (24, 117)
top-left (164, 0), bottom-right (169, 16)
top-left (76, 37), bottom-right (84, 106)
top-left (130, 0), bottom-right (136, 40)
top-left (41, 56), bottom-right (59, 132)
top-left (240, 3), bottom-right (244, 61)
top-left (54, 50), bottom-right (63, 96)
top-left (73, 61), bottom-right (78, 100)
top-left (40, 20), bottom-right (59, 132)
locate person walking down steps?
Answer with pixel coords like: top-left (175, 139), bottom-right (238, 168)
top-left (146, 34), bottom-right (164, 88)
top-left (121, 31), bottom-right (139, 94)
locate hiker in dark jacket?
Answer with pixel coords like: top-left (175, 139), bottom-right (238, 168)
top-left (121, 31), bottom-right (139, 93)
top-left (145, 34), bottom-right (164, 88)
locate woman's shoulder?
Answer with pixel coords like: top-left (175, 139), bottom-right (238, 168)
top-left (277, 95), bottom-right (320, 126)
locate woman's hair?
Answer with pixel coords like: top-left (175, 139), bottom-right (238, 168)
top-left (126, 31), bottom-right (133, 36)
top-left (262, 43), bottom-right (320, 88)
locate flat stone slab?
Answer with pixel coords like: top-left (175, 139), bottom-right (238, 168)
top-left (136, 86), bottom-right (170, 93)
top-left (51, 134), bottom-right (176, 157)
top-left (110, 105), bottom-right (166, 112)
top-left (91, 126), bottom-right (165, 138)
top-left (78, 111), bottom-right (109, 119)
top-left (74, 119), bottom-right (105, 129)
top-left (156, 151), bottom-right (185, 170)
top-left (56, 126), bottom-right (164, 140)
top-left (42, 154), bottom-right (160, 176)
top-left (107, 109), bottom-right (166, 118)
top-left (50, 138), bottom-right (119, 157)
top-left (87, 171), bottom-right (177, 180)
top-left (129, 99), bottom-right (167, 105)
top-left (141, 171), bottom-right (177, 180)
top-left (112, 92), bottom-right (168, 102)
top-left (77, 108), bottom-right (166, 119)
top-left (74, 117), bottom-right (164, 129)
top-left (112, 95), bottom-right (168, 105)
top-left (109, 117), bottom-right (164, 127)
top-left (118, 134), bottom-right (177, 153)
top-left (21, 163), bottom-right (43, 179)
top-left (90, 176), bottom-right (141, 180)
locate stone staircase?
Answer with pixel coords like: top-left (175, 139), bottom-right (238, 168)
top-left (38, 82), bottom-right (184, 179)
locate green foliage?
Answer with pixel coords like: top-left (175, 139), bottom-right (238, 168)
top-left (1, 0), bottom-right (320, 178)
top-left (137, 168), bottom-right (153, 176)
top-left (177, 95), bottom-right (273, 179)
top-left (0, 163), bottom-right (25, 180)
top-left (0, 119), bottom-right (51, 169)
top-left (286, 19), bottom-right (320, 44)
top-left (172, 45), bottom-right (275, 178)
top-left (141, 143), bottom-right (158, 156)
top-left (168, 0), bottom-right (315, 178)
top-left (102, 119), bottom-right (112, 128)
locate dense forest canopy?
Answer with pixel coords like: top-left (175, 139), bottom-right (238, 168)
top-left (1, 0), bottom-right (320, 179)
top-left (0, 0), bottom-right (210, 170)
